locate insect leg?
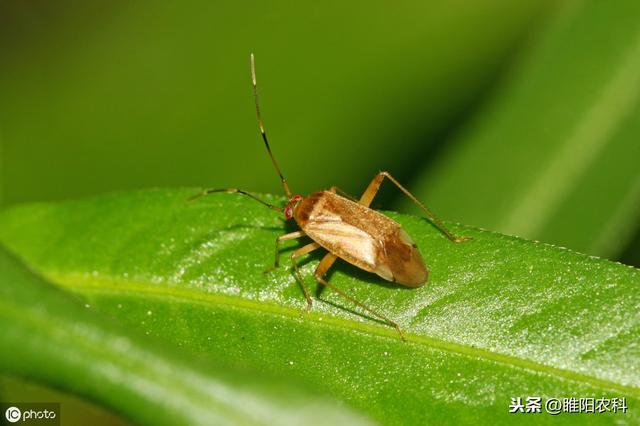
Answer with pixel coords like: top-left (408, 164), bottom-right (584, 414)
top-left (290, 242), bottom-right (321, 309)
top-left (359, 171), bottom-right (471, 243)
top-left (328, 186), bottom-right (358, 202)
top-left (264, 230), bottom-right (306, 273)
top-left (187, 188), bottom-right (283, 213)
top-left (314, 253), bottom-right (406, 340)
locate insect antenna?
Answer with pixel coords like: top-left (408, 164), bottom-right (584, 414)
top-left (187, 188), bottom-right (283, 213)
top-left (250, 53), bottom-right (292, 198)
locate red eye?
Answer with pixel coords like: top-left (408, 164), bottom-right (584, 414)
top-left (284, 194), bottom-right (302, 219)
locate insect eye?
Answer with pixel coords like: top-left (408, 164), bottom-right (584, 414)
top-left (284, 207), bottom-right (293, 219)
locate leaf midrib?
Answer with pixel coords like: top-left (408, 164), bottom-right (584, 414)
top-left (48, 270), bottom-right (640, 398)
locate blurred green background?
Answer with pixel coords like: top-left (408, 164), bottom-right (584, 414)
top-left (2, 0), bottom-right (640, 423)
top-left (0, 1), bottom-right (552, 208)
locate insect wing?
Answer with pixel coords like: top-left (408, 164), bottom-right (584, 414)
top-left (303, 217), bottom-right (380, 271)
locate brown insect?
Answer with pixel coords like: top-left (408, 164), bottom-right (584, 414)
top-left (190, 54), bottom-right (471, 338)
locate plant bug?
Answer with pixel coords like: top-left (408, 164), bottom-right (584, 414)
top-left (189, 54), bottom-right (472, 338)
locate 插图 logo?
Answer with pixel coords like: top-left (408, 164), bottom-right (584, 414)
top-left (4, 406), bottom-right (21, 423)
top-left (1, 403), bottom-right (59, 425)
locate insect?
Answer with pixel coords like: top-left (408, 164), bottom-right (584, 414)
top-left (190, 54), bottom-right (471, 338)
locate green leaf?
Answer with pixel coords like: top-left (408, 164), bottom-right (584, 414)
top-left (0, 240), bottom-right (370, 426)
top-left (404, 0), bottom-right (640, 259)
top-left (0, 189), bottom-right (639, 425)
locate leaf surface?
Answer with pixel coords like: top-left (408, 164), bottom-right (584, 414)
top-left (0, 236), bottom-right (369, 426)
top-left (0, 189), bottom-right (638, 425)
